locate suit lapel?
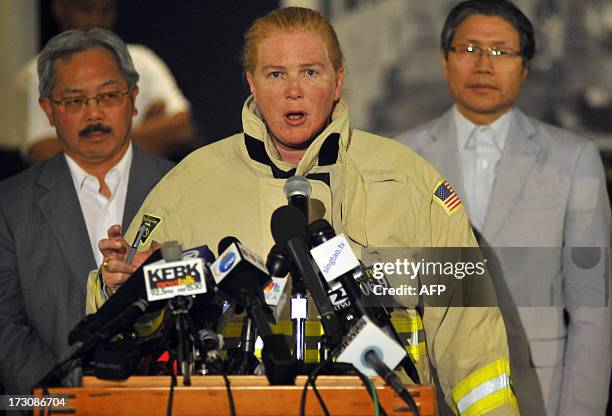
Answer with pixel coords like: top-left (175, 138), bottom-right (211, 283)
top-left (482, 110), bottom-right (541, 242)
top-left (35, 154), bottom-right (95, 294)
top-left (123, 146), bottom-right (164, 227)
top-left (422, 109), bottom-right (467, 203)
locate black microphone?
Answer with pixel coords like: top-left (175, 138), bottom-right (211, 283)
top-left (308, 220), bottom-right (366, 318)
top-left (284, 175), bottom-right (311, 223)
top-left (270, 206), bottom-right (344, 347)
top-left (308, 219), bottom-right (421, 384)
top-left (266, 244), bottom-right (292, 278)
top-left (69, 249), bottom-right (164, 345)
top-left (210, 236), bottom-right (297, 384)
top-left (210, 236), bottom-right (271, 299)
top-left (69, 244), bottom-right (216, 345)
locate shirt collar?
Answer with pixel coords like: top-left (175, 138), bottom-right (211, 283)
top-left (65, 141), bottom-right (133, 193)
top-left (454, 106), bottom-right (513, 151)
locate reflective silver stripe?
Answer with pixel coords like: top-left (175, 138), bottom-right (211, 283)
top-left (456, 373), bottom-right (510, 414)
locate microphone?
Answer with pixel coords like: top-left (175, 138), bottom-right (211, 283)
top-left (263, 277), bottom-right (289, 322)
top-left (69, 244), bottom-right (216, 346)
top-left (270, 206), bottom-right (344, 347)
top-left (209, 237), bottom-right (271, 298)
top-left (308, 219), bottom-right (421, 384)
top-left (334, 317), bottom-right (420, 415)
top-left (309, 221), bottom-right (366, 325)
top-left (264, 245), bottom-right (290, 322)
top-left (284, 175), bottom-right (311, 223)
top-left (211, 236), bottom-right (297, 384)
top-left (334, 316), bottom-right (406, 376)
top-left (142, 241), bottom-right (207, 301)
top-left (266, 244), bottom-right (291, 278)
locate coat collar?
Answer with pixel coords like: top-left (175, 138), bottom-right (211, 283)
top-left (241, 95), bottom-right (350, 176)
top-left (35, 153), bottom-right (95, 295)
top-left (481, 109), bottom-right (541, 241)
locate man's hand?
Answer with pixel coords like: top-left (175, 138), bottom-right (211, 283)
top-left (99, 224), bottom-right (159, 291)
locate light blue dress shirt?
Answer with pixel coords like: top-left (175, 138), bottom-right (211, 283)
top-left (454, 107), bottom-right (513, 231)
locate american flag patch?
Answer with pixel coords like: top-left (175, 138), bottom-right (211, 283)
top-left (433, 179), bottom-right (462, 216)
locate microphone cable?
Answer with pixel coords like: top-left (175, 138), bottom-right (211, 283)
top-left (365, 350), bottom-right (420, 416)
top-left (221, 373), bottom-right (236, 416)
top-left (163, 340), bottom-right (236, 416)
top-left (299, 355), bottom-right (333, 416)
top-left (166, 350), bottom-right (177, 416)
top-left (355, 369), bottom-right (387, 416)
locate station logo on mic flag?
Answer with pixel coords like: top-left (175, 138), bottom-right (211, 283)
top-left (433, 179), bottom-right (462, 216)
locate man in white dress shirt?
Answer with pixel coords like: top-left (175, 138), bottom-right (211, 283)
top-left (0, 28), bottom-right (173, 394)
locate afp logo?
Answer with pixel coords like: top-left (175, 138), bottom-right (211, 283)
top-left (219, 252), bottom-right (237, 273)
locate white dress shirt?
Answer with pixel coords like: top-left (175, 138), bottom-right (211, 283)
top-left (454, 107), bottom-right (513, 231)
top-left (65, 143), bottom-right (133, 267)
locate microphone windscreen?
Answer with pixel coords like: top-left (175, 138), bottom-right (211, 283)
top-left (270, 205), bottom-right (307, 249)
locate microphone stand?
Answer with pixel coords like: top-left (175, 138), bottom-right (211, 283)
top-left (154, 295), bottom-right (211, 386)
top-left (290, 277), bottom-right (308, 363)
top-left (232, 315), bottom-right (259, 375)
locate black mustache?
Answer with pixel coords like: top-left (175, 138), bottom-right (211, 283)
top-left (79, 124), bottom-right (112, 137)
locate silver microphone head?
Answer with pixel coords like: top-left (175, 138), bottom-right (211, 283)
top-left (283, 175), bottom-right (312, 200)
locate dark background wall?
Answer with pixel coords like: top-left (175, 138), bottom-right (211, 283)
top-left (39, 0), bottom-right (278, 145)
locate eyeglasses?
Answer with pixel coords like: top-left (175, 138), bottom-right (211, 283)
top-left (50, 91), bottom-right (130, 113)
top-left (449, 44), bottom-right (522, 62)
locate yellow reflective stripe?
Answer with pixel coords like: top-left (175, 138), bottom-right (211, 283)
top-left (270, 321), bottom-right (325, 336)
top-left (461, 386), bottom-right (518, 416)
top-left (223, 321), bottom-right (325, 338)
top-left (452, 358), bottom-right (515, 415)
top-left (392, 316), bottom-right (425, 361)
top-left (254, 348), bottom-right (319, 363)
top-left (406, 341), bottom-right (426, 362)
top-left (304, 349), bottom-right (319, 363)
top-left (390, 316), bottom-right (423, 333)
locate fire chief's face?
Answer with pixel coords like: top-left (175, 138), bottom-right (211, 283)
top-left (247, 31), bottom-right (345, 160)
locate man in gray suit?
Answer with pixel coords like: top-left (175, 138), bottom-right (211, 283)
top-left (397, 1), bottom-right (611, 414)
top-left (0, 29), bottom-right (173, 393)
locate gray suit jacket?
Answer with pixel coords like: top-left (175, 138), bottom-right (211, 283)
top-left (397, 108), bottom-right (611, 415)
top-left (0, 146), bottom-right (174, 393)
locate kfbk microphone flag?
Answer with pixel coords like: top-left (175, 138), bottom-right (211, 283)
top-left (143, 245), bottom-right (208, 301)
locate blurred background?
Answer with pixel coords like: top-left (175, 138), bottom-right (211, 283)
top-left (0, 0), bottom-right (610, 186)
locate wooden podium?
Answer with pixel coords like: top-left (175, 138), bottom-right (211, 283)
top-left (34, 376), bottom-right (435, 415)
